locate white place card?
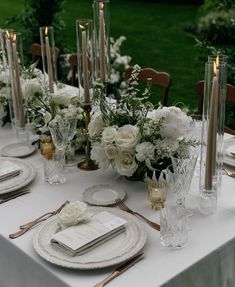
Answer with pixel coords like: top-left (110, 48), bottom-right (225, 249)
top-left (51, 211), bottom-right (127, 256)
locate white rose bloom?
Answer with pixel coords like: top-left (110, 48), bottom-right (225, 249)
top-left (52, 89), bottom-right (73, 106)
top-left (22, 78), bottom-right (43, 100)
top-left (136, 142), bottom-right (155, 162)
top-left (155, 106), bottom-right (191, 138)
top-left (0, 87), bottom-right (7, 97)
top-left (102, 126), bottom-right (117, 144)
top-left (90, 144), bottom-right (110, 169)
top-left (104, 144), bottom-right (119, 159)
top-left (58, 201), bottom-right (90, 230)
top-left (88, 113), bottom-right (105, 137)
top-left (115, 151), bottom-right (138, 176)
top-left (115, 125), bottom-right (140, 151)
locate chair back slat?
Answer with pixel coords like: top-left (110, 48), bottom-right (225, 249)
top-left (125, 66), bottom-right (171, 106)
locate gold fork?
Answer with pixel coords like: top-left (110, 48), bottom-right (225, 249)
top-left (116, 199), bottom-right (160, 231)
top-left (223, 167), bottom-right (235, 178)
top-left (9, 200), bottom-right (69, 239)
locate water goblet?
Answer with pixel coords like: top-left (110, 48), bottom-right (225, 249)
top-left (45, 120), bottom-right (70, 184)
top-left (167, 153), bottom-right (198, 214)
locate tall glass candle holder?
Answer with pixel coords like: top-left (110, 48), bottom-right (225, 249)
top-left (199, 55), bottom-right (227, 214)
top-left (5, 32), bottom-right (26, 131)
top-left (0, 29), bottom-right (8, 70)
top-left (76, 19), bottom-right (94, 105)
top-left (93, 0), bottom-right (110, 83)
top-left (40, 26), bottom-right (57, 93)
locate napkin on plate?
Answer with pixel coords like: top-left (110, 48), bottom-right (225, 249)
top-left (0, 161), bottom-right (21, 182)
top-left (51, 211), bottom-right (127, 256)
top-left (226, 145), bottom-right (235, 157)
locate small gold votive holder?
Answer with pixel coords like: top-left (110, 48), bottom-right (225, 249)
top-left (147, 179), bottom-right (167, 211)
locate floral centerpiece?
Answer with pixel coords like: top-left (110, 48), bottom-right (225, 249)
top-left (0, 61), bottom-right (86, 151)
top-left (89, 65), bottom-right (198, 180)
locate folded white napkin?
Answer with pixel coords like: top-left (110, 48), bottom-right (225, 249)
top-left (226, 145), bottom-right (235, 157)
top-left (0, 161), bottom-right (21, 181)
top-left (51, 211), bottom-right (127, 256)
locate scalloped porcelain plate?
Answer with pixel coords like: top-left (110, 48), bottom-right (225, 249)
top-left (0, 157), bottom-right (36, 195)
top-left (1, 143), bottom-right (36, 158)
top-left (83, 184), bottom-right (126, 206)
top-left (33, 207), bottom-right (147, 270)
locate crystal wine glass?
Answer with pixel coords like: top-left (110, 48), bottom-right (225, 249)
top-left (64, 116), bottom-right (78, 166)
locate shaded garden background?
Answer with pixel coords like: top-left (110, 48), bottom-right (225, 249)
top-left (0, 0), bottom-right (234, 122)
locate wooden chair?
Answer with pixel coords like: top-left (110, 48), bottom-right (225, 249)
top-left (195, 80), bottom-right (235, 135)
top-left (30, 43), bottom-right (60, 65)
top-left (68, 53), bottom-right (78, 87)
top-left (125, 67), bottom-right (171, 106)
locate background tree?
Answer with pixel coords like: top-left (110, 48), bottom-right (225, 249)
top-left (6, 0), bottom-right (66, 61)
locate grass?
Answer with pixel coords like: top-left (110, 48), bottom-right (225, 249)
top-left (0, 0), bottom-right (203, 111)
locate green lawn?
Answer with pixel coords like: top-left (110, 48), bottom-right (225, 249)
top-left (0, 0), bottom-right (203, 111)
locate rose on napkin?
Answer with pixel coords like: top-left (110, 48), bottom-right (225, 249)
top-left (58, 201), bottom-right (90, 230)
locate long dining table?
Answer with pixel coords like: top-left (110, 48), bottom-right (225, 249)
top-left (1, 123), bottom-right (235, 287)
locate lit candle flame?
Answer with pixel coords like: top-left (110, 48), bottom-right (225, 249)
top-left (6, 30), bottom-right (10, 39)
top-left (45, 26), bottom-right (48, 36)
top-left (12, 33), bottom-right (16, 43)
top-left (79, 24), bottom-right (85, 30)
top-left (99, 2), bottom-right (104, 9)
top-left (213, 55), bottom-right (219, 76)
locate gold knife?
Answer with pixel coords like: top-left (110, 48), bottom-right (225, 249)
top-left (94, 252), bottom-right (144, 287)
top-left (0, 189), bottom-right (30, 204)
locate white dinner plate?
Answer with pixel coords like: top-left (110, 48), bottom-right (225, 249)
top-left (33, 207), bottom-right (147, 270)
top-left (0, 157), bottom-right (36, 195)
top-left (1, 142), bottom-right (36, 158)
top-left (83, 184), bottom-right (126, 206)
top-left (224, 138), bottom-right (235, 167)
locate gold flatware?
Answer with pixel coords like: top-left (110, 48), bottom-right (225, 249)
top-left (0, 170), bottom-right (21, 182)
top-left (0, 189), bottom-right (30, 204)
top-left (116, 199), bottom-right (160, 231)
top-left (9, 200), bottom-right (69, 239)
top-left (94, 253), bottom-right (144, 287)
top-left (223, 167), bottom-right (235, 178)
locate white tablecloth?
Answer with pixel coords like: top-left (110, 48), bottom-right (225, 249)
top-left (1, 125), bottom-right (235, 287)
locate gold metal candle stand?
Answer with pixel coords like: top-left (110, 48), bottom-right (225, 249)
top-left (77, 104), bottom-right (98, 171)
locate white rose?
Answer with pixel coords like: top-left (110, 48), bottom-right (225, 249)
top-left (136, 142), bottom-right (155, 162)
top-left (104, 144), bottom-right (119, 159)
top-left (52, 89), bottom-right (72, 106)
top-left (115, 125), bottom-right (140, 151)
top-left (88, 113), bottom-right (105, 137)
top-left (58, 201), bottom-right (89, 230)
top-left (22, 78), bottom-right (43, 101)
top-left (90, 144), bottom-right (110, 169)
top-left (115, 151), bottom-right (138, 176)
top-left (102, 126), bottom-right (117, 144)
top-left (154, 106), bottom-right (191, 138)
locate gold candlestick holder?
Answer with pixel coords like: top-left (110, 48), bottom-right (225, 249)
top-left (77, 103), bottom-right (99, 171)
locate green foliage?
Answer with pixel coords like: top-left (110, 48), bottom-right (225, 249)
top-left (197, 9), bottom-right (235, 45)
top-left (200, 0), bottom-right (235, 14)
top-left (6, 0), bottom-right (66, 59)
